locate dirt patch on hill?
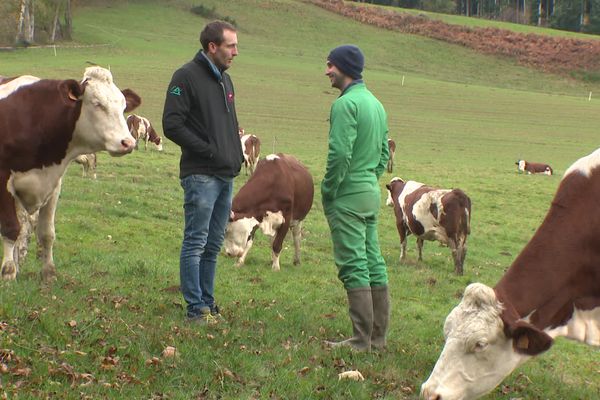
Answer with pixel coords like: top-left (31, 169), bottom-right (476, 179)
top-left (310, 0), bottom-right (600, 76)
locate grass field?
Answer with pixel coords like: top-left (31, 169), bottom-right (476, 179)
top-left (1, 0), bottom-right (599, 398)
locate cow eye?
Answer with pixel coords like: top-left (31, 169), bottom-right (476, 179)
top-left (474, 341), bottom-right (488, 352)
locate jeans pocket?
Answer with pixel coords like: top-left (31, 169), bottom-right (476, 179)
top-left (181, 174), bottom-right (212, 190)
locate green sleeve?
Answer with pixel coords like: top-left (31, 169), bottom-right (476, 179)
top-left (375, 123), bottom-right (390, 179)
top-left (321, 99), bottom-right (357, 202)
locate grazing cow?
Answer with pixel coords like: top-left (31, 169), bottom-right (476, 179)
top-left (240, 133), bottom-right (261, 175)
top-left (386, 178), bottom-right (471, 275)
top-left (421, 147), bottom-right (600, 400)
top-left (0, 66), bottom-right (140, 281)
top-left (126, 114), bottom-right (163, 151)
top-left (387, 138), bottom-right (396, 173)
top-left (516, 159), bottom-right (553, 175)
top-left (223, 153), bottom-right (314, 271)
top-left (73, 153), bottom-right (97, 179)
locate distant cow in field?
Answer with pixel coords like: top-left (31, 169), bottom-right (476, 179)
top-left (421, 147), bottom-right (600, 400)
top-left (387, 138), bottom-right (396, 173)
top-left (74, 153), bottom-right (97, 179)
top-left (223, 153), bottom-right (314, 271)
top-left (516, 159), bottom-right (553, 175)
top-left (0, 66), bottom-right (140, 281)
top-left (240, 132), bottom-right (261, 175)
top-left (386, 177), bottom-right (471, 275)
top-left (127, 114), bottom-right (163, 151)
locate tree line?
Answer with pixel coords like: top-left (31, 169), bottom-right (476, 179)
top-left (1, 0), bottom-right (72, 47)
top-left (353, 0), bottom-right (600, 33)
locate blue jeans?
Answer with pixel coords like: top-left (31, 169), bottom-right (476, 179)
top-left (180, 174), bottom-right (233, 318)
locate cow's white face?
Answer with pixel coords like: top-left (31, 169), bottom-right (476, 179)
top-left (385, 188), bottom-right (394, 207)
top-left (73, 67), bottom-right (136, 156)
top-left (517, 160), bottom-right (526, 172)
top-left (224, 217), bottom-right (259, 258)
top-left (421, 283), bottom-right (529, 400)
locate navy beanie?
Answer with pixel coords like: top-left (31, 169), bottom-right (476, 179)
top-left (328, 45), bottom-right (364, 80)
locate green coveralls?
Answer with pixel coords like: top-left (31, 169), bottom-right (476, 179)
top-left (321, 82), bottom-right (390, 290)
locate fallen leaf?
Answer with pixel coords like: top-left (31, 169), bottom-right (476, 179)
top-left (338, 370), bottom-right (364, 381)
top-left (162, 346), bottom-right (176, 358)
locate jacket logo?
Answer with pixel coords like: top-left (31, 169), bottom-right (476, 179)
top-left (169, 86), bottom-right (182, 96)
top-left (227, 92), bottom-right (234, 103)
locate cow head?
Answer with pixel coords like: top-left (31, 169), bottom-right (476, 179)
top-left (224, 213), bottom-right (259, 259)
top-left (223, 211), bottom-right (285, 259)
top-left (421, 283), bottom-right (553, 400)
top-left (516, 160), bottom-right (526, 173)
top-left (385, 177), bottom-right (406, 207)
top-left (71, 66), bottom-right (140, 156)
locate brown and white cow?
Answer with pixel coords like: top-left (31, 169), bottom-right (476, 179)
top-left (223, 153), bottom-right (314, 271)
top-left (0, 66), bottom-right (140, 281)
top-left (421, 147), bottom-right (600, 400)
top-left (387, 138), bottom-right (396, 173)
top-left (516, 159), bottom-right (553, 175)
top-left (73, 153), bottom-right (97, 179)
top-left (386, 178), bottom-right (471, 275)
top-left (240, 133), bottom-right (261, 175)
top-left (126, 114), bottom-right (163, 151)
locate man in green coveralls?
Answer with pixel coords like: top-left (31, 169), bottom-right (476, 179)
top-left (322, 45), bottom-right (390, 351)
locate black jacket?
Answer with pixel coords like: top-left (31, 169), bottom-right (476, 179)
top-left (162, 50), bottom-right (243, 178)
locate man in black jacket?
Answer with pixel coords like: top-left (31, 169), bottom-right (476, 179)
top-left (163, 20), bottom-right (243, 324)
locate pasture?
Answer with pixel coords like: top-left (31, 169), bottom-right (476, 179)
top-left (1, 0), bottom-right (599, 398)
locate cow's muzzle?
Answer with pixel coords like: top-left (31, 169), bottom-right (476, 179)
top-left (109, 138), bottom-right (136, 156)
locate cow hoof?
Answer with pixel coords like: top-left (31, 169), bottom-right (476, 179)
top-left (1, 262), bottom-right (17, 281)
top-left (41, 264), bottom-right (57, 282)
top-left (236, 260), bottom-right (245, 268)
top-left (293, 259), bottom-right (300, 266)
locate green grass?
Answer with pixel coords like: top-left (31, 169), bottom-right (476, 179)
top-left (1, 0), bottom-right (600, 398)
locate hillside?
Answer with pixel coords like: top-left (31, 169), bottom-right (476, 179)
top-left (312, 0), bottom-right (600, 78)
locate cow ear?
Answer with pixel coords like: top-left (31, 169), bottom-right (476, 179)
top-left (122, 88), bottom-right (141, 112)
top-left (385, 183), bottom-right (391, 191)
top-left (60, 79), bottom-right (83, 103)
top-left (509, 320), bottom-right (553, 356)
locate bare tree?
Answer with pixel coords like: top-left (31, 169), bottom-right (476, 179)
top-left (16, 0), bottom-right (34, 44)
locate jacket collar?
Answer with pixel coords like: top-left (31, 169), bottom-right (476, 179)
top-left (194, 50), bottom-right (222, 81)
top-left (339, 79), bottom-right (364, 97)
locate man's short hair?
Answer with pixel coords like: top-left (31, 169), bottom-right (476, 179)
top-left (200, 20), bottom-right (237, 51)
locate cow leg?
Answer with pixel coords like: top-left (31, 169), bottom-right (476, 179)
top-left (291, 220), bottom-right (302, 265)
top-left (0, 172), bottom-right (20, 280)
top-left (36, 181), bottom-right (61, 282)
top-left (271, 250), bottom-right (281, 272)
top-left (417, 237), bottom-right (424, 261)
top-left (14, 204), bottom-right (37, 270)
top-left (397, 222), bottom-right (407, 263)
top-left (270, 222), bottom-right (290, 271)
top-left (450, 238), bottom-right (466, 275)
top-left (237, 239), bottom-right (254, 267)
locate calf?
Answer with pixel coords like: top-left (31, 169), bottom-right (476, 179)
top-left (421, 147), bottom-right (600, 400)
top-left (73, 153), bottom-right (97, 179)
top-left (127, 114), bottom-right (163, 151)
top-left (240, 133), bottom-right (261, 175)
top-left (387, 138), bottom-right (396, 173)
top-left (386, 177), bottom-right (471, 275)
top-left (516, 159), bottom-right (553, 175)
top-left (223, 153), bottom-right (314, 271)
top-left (0, 66), bottom-right (140, 281)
